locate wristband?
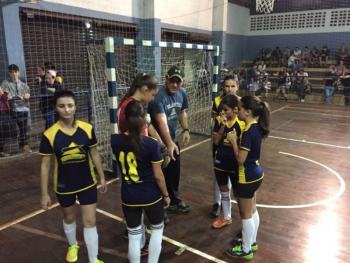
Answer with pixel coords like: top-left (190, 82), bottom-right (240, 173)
top-left (182, 128), bottom-right (190, 133)
top-left (163, 195), bottom-right (169, 198)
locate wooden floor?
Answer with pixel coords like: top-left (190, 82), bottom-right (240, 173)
top-left (1, 102), bottom-right (350, 263)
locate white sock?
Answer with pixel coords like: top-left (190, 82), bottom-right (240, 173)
top-left (141, 213), bottom-right (146, 249)
top-left (148, 223), bottom-right (164, 263)
top-left (213, 180), bottom-right (221, 205)
top-left (83, 227), bottom-right (99, 263)
top-left (63, 221), bottom-right (77, 246)
top-left (221, 191), bottom-right (231, 220)
top-left (242, 218), bottom-right (255, 253)
top-left (252, 210), bottom-right (260, 244)
top-left (128, 225), bottom-right (142, 263)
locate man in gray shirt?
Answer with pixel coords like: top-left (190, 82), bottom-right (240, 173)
top-left (1, 64), bottom-right (32, 153)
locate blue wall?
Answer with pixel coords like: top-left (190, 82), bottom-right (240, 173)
top-left (225, 33), bottom-right (247, 67)
top-left (0, 7), bottom-right (8, 80)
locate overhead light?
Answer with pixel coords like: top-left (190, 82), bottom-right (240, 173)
top-left (85, 21), bottom-right (91, 29)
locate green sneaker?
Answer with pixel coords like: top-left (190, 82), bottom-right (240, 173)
top-left (66, 244), bottom-right (79, 262)
top-left (167, 201), bottom-right (191, 214)
top-left (226, 244), bottom-right (253, 260)
top-left (94, 259), bottom-right (104, 263)
top-left (251, 242), bottom-right (258, 252)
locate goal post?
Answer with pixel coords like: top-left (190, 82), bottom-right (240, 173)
top-left (88, 36), bottom-right (220, 172)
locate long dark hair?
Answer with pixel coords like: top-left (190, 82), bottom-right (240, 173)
top-left (119, 73), bottom-right (158, 107)
top-left (240, 96), bottom-right (270, 138)
top-left (124, 100), bottom-right (146, 156)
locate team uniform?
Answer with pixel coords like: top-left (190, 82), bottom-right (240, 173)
top-left (213, 115), bottom-right (245, 187)
top-left (39, 120), bottom-right (98, 207)
top-left (111, 134), bottom-right (164, 227)
top-left (212, 95), bottom-right (223, 116)
top-left (237, 121), bottom-right (264, 198)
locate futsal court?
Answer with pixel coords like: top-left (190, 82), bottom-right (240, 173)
top-left (1, 101), bottom-right (349, 263)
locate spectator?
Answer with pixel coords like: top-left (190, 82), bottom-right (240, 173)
top-left (282, 47), bottom-right (291, 66)
top-left (272, 46), bottom-right (283, 66)
top-left (320, 45), bottom-right (330, 66)
top-left (323, 68), bottom-right (337, 105)
top-left (337, 44), bottom-right (348, 62)
top-left (41, 69), bottom-right (63, 128)
top-left (293, 47), bottom-right (302, 62)
top-left (0, 85), bottom-right (15, 157)
top-left (44, 61), bottom-right (64, 86)
top-left (295, 69), bottom-right (309, 103)
top-left (288, 54), bottom-right (299, 71)
top-left (1, 64), bottom-right (31, 153)
top-left (340, 71), bottom-right (350, 106)
top-left (274, 68), bottom-right (290, 101)
top-left (302, 46), bottom-right (311, 66)
top-left (311, 46), bottom-right (320, 65)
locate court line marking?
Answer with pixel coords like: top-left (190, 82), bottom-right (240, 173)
top-left (0, 178), bottom-right (119, 231)
top-left (281, 109), bottom-right (350, 118)
top-left (232, 151), bottom-right (346, 209)
top-left (268, 135), bottom-right (350, 149)
top-left (12, 224), bottom-right (125, 258)
top-left (96, 208), bottom-right (227, 263)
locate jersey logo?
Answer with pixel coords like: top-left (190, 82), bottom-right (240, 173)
top-left (60, 142), bottom-right (87, 164)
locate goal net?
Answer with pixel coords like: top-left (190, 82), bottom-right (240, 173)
top-left (87, 40), bottom-right (216, 171)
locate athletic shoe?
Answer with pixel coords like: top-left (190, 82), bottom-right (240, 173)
top-left (210, 203), bottom-right (221, 218)
top-left (93, 259), bottom-right (104, 263)
top-left (167, 201), bottom-right (191, 214)
top-left (66, 244), bottom-right (79, 262)
top-left (231, 239), bottom-right (258, 252)
top-left (141, 242), bottom-right (149, 256)
top-left (211, 217), bottom-right (232, 229)
top-left (226, 244), bottom-right (253, 260)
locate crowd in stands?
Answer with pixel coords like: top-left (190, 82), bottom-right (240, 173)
top-left (0, 62), bottom-right (63, 157)
top-left (256, 44), bottom-right (349, 69)
top-left (222, 43), bottom-right (350, 105)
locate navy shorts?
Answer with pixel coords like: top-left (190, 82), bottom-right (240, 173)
top-left (236, 180), bottom-right (262, 199)
top-left (56, 186), bottom-right (97, 208)
top-left (122, 200), bottom-right (164, 228)
top-left (214, 169), bottom-right (237, 189)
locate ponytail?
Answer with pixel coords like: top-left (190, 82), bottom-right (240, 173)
top-left (124, 100), bottom-right (146, 157)
top-left (119, 73), bottom-right (158, 108)
top-left (257, 101), bottom-right (270, 138)
top-left (240, 96), bottom-right (270, 139)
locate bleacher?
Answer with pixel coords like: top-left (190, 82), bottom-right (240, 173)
top-left (239, 60), bottom-right (345, 105)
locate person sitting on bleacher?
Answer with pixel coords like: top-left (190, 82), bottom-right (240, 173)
top-left (295, 69), bottom-right (310, 103)
top-left (293, 47), bottom-right (302, 62)
top-left (274, 68), bottom-right (290, 101)
top-left (337, 44), bottom-right (348, 63)
top-left (257, 61), bottom-right (266, 73)
top-left (282, 47), bottom-right (291, 66)
top-left (320, 45), bottom-right (330, 66)
top-left (302, 46), bottom-right (311, 67)
top-left (288, 54), bottom-right (299, 71)
top-left (263, 48), bottom-right (273, 66)
top-left (323, 67), bottom-right (337, 105)
top-left (340, 70), bottom-right (350, 106)
top-left (272, 47), bottom-right (283, 66)
top-left (311, 46), bottom-right (320, 66)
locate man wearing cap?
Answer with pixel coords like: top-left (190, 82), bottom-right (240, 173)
top-left (149, 65), bottom-right (191, 214)
top-left (1, 64), bottom-right (32, 153)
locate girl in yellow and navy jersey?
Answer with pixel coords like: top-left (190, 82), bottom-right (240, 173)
top-left (210, 76), bottom-right (240, 218)
top-left (39, 90), bottom-right (107, 263)
top-left (226, 95), bottom-right (270, 260)
top-left (211, 95), bottom-right (245, 229)
top-left (111, 100), bottom-right (170, 263)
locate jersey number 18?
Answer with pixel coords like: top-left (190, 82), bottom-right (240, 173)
top-left (118, 151), bottom-right (140, 183)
